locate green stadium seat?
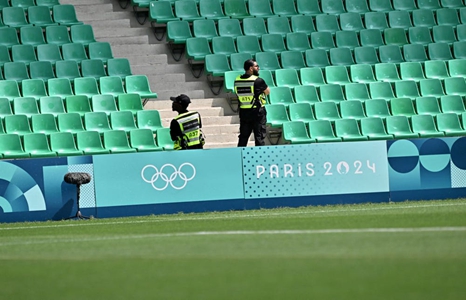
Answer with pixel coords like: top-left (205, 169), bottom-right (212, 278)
top-left (261, 33), bottom-right (286, 53)
top-left (354, 46), bottom-right (380, 65)
top-left (305, 49), bottom-right (330, 68)
top-left (437, 112), bottom-right (466, 136)
top-left (52, 4), bottom-right (83, 26)
top-left (408, 27), bottom-right (433, 46)
top-left (11, 45), bottom-right (37, 66)
top-left (275, 68), bottom-right (301, 88)
top-left (248, 0), bottom-right (274, 18)
top-left (39, 96), bottom-right (66, 117)
top-left (110, 110), bottom-right (138, 133)
top-left (369, 81), bottom-right (396, 100)
top-left (20, 26), bottom-right (46, 49)
top-left (84, 111), bottom-right (112, 134)
top-left (335, 31), bottom-right (360, 49)
top-left (259, 69), bottom-right (276, 87)
top-left (345, 83), bottom-right (371, 101)
top-left (4, 114), bottom-right (33, 135)
top-left (440, 95), bottom-right (466, 113)
top-left (21, 79), bottom-right (48, 101)
top-left (440, 0), bottom-right (464, 8)
top-left (0, 0), bottom-right (8, 10)
top-left (411, 114), bottom-right (445, 137)
top-left (125, 75), bottom-right (158, 103)
top-left (448, 59), bottom-right (466, 77)
top-left (461, 7), bottom-right (466, 24)
top-left (436, 8), bottom-right (460, 27)
top-left (294, 85), bottom-right (320, 104)
top-left (325, 66), bottom-right (351, 85)
top-left (166, 20), bottom-right (192, 45)
top-left (242, 17), bottom-right (268, 40)
top-left (392, 0), bottom-right (417, 11)
top-left (444, 77), bottom-right (466, 96)
top-left (296, 0), bottom-right (322, 16)
top-left (37, 44), bottom-right (63, 66)
top-left (49, 131), bottom-right (83, 156)
top-left (388, 11), bottom-right (413, 30)
top-left (31, 113), bottom-right (59, 135)
top-left (81, 59), bottom-right (107, 80)
top-left (272, 0), bottom-right (298, 16)
top-left (149, 1), bottom-right (179, 26)
top-left (0, 133), bottom-right (30, 158)
top-left (400, 62), bottom-right (426, 81)
top-left (29, 61), bottom-right (55, 83)
top-left (0, 45), bottom-right (11, 67)
top-left (310, 32), bottom-right (336, 51)
top-left (453, 41), bottom-right (466, 59)
top-left (286, 32), bottom-right (311, 53)
top-left (412, 9), bottom-right (437, 28)
top-left (55, 60), bottom-right (81, 83)
top-left (390, 97), bottom-right (417, 117)
top-left (45, 25), bottom-right (72, 47)
top-left (308, 119), bottom-right (342, 142)
top-left (230, 53), bottom-right (251, 72)
top-left (290, 15), bottom-right (315, 37)
top-left (218, 18), bottom-right (244, 39)
top-left (129, 128), bottom-right (163, 152)
top-left (3, 62), bottom-right (30, 83)
top-left (74, 77), bottom-right (100, 99)
top-left (118, 93), bottom-right (143, 116)
top-left (314, 101), bottom-right (342, 121)
top-left (27, 5), bottom-right (57, 28)
top-left (335, 118), bottom-right (368, 141)
top-left (415, 96), bottom-right (442, 115)
top-left (369, 0), bottom-right (394, 12)
top-left (23, 132), bottom-right (57, 158)
top-left (13, 96), bottom-right (40, 118)
top-left (320, 84), bottom-right (346, 103)
top-left (364, 12), bottom-right (389, 30)
top-left (88, 42), bottom-right (114, 65)
top-left (457, 24), bottom-right (466, 42)
top-left (375, 63), bottom-right (401, 82)
top-left (282, 121), bottom-right (315, 144)
top-left (255, 52), bottom-right (281, 73)
top-left (62, 43), bottom-right (89, 65)
top-left (212, 36), bottom-right (237, 57)
top-left (156, 127), bottom-right (175, 151)
top-left (11, 0), bottom-right (36, 11)
top-left (288, 102), bottom-right (316, 122)
top-left (185, 37), bottom-right (212, 75)
top-left (236, 35), bottom-right (262, 57)
top-left (36, 0), bottom-right (60, 8)
top-left (403, 44), bottom-right (429, 62)
top-left (199, 0), bottom-right (228, 20)
top-left (350, 64), bottom-right (377, 83)
top-left (99, 76), bottom-right (126, 99)
top-left (268, 86), bottom-right (295, 106)
top-left (0, 27), bottom-right (20, 50)
top-left (224, 70), bottom-right (243, 93)
top-left (386, 115), bottom-right (419, 139)
top-left (329, 47), bottom-right (355, 66)
top-left (300, 67), bottom-right (326, 86)
top-left (76, 130), bottom-right (110, 155)
top-left (339, 12), bottom-right (365, 32)
top-left (136, 109), bottom-right (164, 132)
top-left (0, 97), bottom-right (13, 118)
top-left (419, 78), bottom-right (445, 97)
top-left (345, 0), bottom-right (370, 14)
top-left (280, 50), bottom-right (306, 70)
top-left (107, 58), bottom-right (133, 79)
top-left (315, 14), bottom-right (341, 34)
top-left (223, 0), bottom-right (250, 19)
top-left (340, 100), bottom-right (367, 119)
top-left (70, 24), bottom-right (97, 48)
top-left (395, 81), bottom-right (421, 99)
top-left (417, 0), bottom-right (441, 10)
top-left (359, 29), bottom-right (385, 48)
top-left (379, 45), bottom-right (405, 64)
top-left (0, 80), bottom-right (21, 101)
top-left (364, 99), bottom-right (392, 118)
top-left (428, 42), bottom-right (454, 60)
top-left (267, 16), bottom-right (292, 38)
top-left (2, 6), bottom-right (32, 28)
top-left (360, 117), bottom-right (394, 140)
top-left (432, 25), bottom-right (457, 45)
top-left (205, 53), bottom-right (231, 94)
top-left (321, 0), bottom-right (346, 15)
top-left (91, 94), bottom-right (118, 116)
top-left (383, 28), bottom-right (409, 46)
top-left (193, 19), bottom-right (219, 42)
top-left (57, 112), bottom-right (85, 134)
top-left (265, 104), bottom-right (290, 128)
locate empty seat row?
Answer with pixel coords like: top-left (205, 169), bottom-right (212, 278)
top-left (0, 75), bottom-right (158, 102)
top-left (0, 4), bottom-right (82, 28)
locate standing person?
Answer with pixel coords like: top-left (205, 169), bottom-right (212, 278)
top-left (169, 94), bottom-right (205, 150)
top-left (234, 59), bottom-right (270, 147)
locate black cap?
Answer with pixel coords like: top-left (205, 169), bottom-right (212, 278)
top-left (170, 94), bottom-right (191, 106)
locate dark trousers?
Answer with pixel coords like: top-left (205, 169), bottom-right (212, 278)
top-left (237, 107), bottom-right (267, 147)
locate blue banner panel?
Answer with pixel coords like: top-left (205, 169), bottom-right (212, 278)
top-left (93, 148), bottom-right (244, 207)
top-left (241, 142), bottom-right (389, 198)
top-left (387, 137), bottom-right (466, 191)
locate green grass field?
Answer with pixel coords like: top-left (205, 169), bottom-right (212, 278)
top-left (1, 199), bottom-right (466, 300)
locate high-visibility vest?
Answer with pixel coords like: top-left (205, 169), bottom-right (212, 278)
top-left (234, 75), bottom-right (266, 109)
top-left (173, 111), bottom-right (203, 150)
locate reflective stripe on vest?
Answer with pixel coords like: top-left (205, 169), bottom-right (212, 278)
top-left (234, 75), bottom-right (266, 109)
top-left (174, 111), bottom-right (202, 149)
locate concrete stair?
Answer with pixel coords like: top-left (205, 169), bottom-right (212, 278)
top-left (62, 0), bottom-right (255, 148)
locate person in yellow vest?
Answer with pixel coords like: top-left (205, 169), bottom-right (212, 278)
top-left (234, 59), bottom-right (270, 147)
top-left (169, 94), bottom-right (205, 150)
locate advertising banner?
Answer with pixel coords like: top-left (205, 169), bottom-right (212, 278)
top-left (242, 142), bottom-right (389, 198)
top-left (93, 148), bottom-right (244, 207)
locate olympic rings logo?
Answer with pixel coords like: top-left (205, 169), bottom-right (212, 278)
top-left (141, 163), bottom-right (196, 191)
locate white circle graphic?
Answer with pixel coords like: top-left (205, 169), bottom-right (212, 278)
top-left (141, 163), bottom-right (196, 191)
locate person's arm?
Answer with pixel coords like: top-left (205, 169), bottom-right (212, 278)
top-left (169, 119), bottom-right (182, 141)
top-left (263, 86), bottom-right (270, 96)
